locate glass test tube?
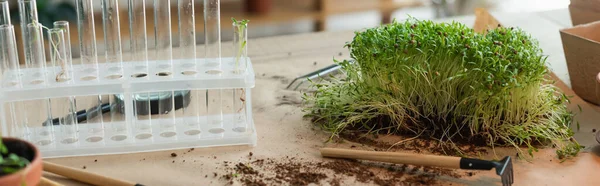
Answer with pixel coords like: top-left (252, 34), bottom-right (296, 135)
top-left (177, 0), bottom-right (201, 135)
top-left (25, 23), bottom-right (53, 145)
top-left (232, 21), bottom-right (248, 132)
top-left (204, 0), bottom-right (223, 133)
top-left (0, 25), bottom-right (27, 138)
top-left (102, 0), bottom-right (124, 78)
top-left (154, 0), bottom-right (176, 136)
top-left (204, 0), bottom-right (221, 68)
top-left (76, 0), bottom-right (103, 137)
top-left (76, 0), bottom-right (100, 74)
top-left (26, 23), bottom-right (46, 83)
top-left (48, 28), bottom-right (78, 144)
top-left (0, 0), bottom-right (10, 25)
top-left (53, 21), bottom-right (73, 74)
top-left (128, 0), bottom-right (152, 139)
top-left (18, 0), bottom-right (40, 68)
top-left (178, 0), bottom-right (196, 65)
top-left (233, 20), bottom-right (248, 73)
top-left (0, 25), bottom-right (20, 85)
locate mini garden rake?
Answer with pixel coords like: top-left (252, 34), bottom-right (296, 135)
top-left (320, 148), bottom-right (514, 186)
top-left (286, 64), bottom-right (342, 90)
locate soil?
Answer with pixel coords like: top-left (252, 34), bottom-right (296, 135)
top-left (171, 152), bottom-right (178, 157)
top-left (219, 156), bottom-right (475, 186)
top-left (0, 139), bottom-right (37, 176)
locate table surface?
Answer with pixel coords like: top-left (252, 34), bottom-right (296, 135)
top-left (43, 8), bottom-right (600, 186)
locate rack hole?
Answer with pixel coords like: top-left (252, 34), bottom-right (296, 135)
top-left (181, 63), bottom-right (195, 68)
top-left (105, 74), bottom-right (123, 79)
top-left (160, 131), bottom-right (177, 138)
top-left (86, 136), bottom-right (103, 142)
top-left (132, 73), bottom-right (148, 78)
top-left (156, 72), bottom-right (172, 77)
top-left (30, 79), bottom-right (44, 85)
top-left (205, 70), bottom-right (222, 75)
top-left (184, 129), bottom-right (201, 136)
top-left (81, 76), bottom-right (97, 81)
top-left (61, 138), bottom-right (78, 144)
top-left (55, 77), bottom-right (71, 82)
top-left (158, 64), bottom-right (171, 69)
top-left (82, 68), bottom-right (97, 73)
top-left (108, 67), bottom-right (122, 72)
top-left (232, 127), bottom-right (247, 133)
top-left (135, 133), bottom-right (153, 140)
top-left (232, 69), bottom-right (246, 74)
top-left (37, 139), bottom-right (52, 146)
top-left (6, 81), bottom-right (18, 86)
top-left (181, 71), bottom-right (197, 75)
top-left (208, 128), bottom-right (225, 134)
top-left (111, 135), bottom-right (128, 141)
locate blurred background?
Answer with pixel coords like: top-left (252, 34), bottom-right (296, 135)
top-left (2, 0), bottom-right (570, 63)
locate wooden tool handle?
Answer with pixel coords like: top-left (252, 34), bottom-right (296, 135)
top-left (320, 148), bottom-right (461, 169)
top-left (39, 177), bottom-right (63, 186)
top-left (43, 161), bottom-right (141, 186)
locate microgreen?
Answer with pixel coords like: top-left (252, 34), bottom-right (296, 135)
top-left (303, 18), bottom-right (581, 159)
top-left (0, 138), bottom-right (30, 175)
top-left (232, 17), bottom-right (249, 71)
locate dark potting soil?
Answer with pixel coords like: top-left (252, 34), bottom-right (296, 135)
top-left (0, 139), bottom-right (36, 177)
top-left (220, 156), bottom-right (473, 186)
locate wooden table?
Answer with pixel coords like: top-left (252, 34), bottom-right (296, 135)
top-left (43, 8), bottom-right (600, 186)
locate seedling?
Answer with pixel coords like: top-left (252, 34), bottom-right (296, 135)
top-left (0, 138), bottom-right (30, 175)
top-left (303, 18), bottom-right (581, 159)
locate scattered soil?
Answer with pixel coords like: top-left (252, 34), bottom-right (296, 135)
top-left (171, 153), bottom-right (178, 157)
top-left (219, 156), bottom-right (474, 186)
top-left (270, 75), bottom-right (289, 84)
top-left (82, 166), bottom-right (86, 169)
top-left (276, 94), bottom-right (303, 106)
top-left (338, 130), bottom-right (487, 156)
top-left (593, 129), bottom-right (597, 133)
top-left (94, 159), bottom-right (97, 162)
top-left (249, 152), bottom-right (253, 157)
top-left (314, 61), bottom-right (318, 65)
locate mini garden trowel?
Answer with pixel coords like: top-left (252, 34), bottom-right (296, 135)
top-left (320, 148), bottom-right (514, 186)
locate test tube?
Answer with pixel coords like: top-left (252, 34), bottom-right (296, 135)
top-left (48, 28), bottom-right (78, 143)
top-left (53, 21), bottom-right (73, 74)
top-left (204, 0), bottom-right (223, 133)
top-left (26, 23), bottom-right (46, 84)
top-left (178, 0), bottom-right (196, 64)
top-left (154, 0), bottom-right (176, 136)
top-left (76, 0), bottom-right (99, 75)
top-left (76, 0), bottom-right (103, 138)
top-left (0, 25), bottom-right (27, 138)
top-left (49, 28), bottom-right (73, 82)
top-left (0, 0), bottom-right (10, 25)
top-left (204, 0), bottom-right (221, 69)
top-left (102, 0), bottom-right (124, 79)
top-left (18, 0), bottom-right (40, 68)
top-left (232, 19), bottom-right (248, 73)
top-left (0, 25), bottom-right (20, 86)
top-left (128, 0), bottom-right (152, 139)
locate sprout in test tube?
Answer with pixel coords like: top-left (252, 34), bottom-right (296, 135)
top-left (232, 18), bottom-right (249, 73)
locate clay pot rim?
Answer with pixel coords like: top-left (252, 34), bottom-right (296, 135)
top-left (0, 137), bottom-right (41, 181)
top-left (597, 73), bottom-right (600, 84)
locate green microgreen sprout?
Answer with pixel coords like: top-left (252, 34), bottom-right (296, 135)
top-left (302, 18), bottom-right (582, 159)
top-left (231, 17), bottom-right (249, 72)
top-left (0, 138), bottom-right (30, 175)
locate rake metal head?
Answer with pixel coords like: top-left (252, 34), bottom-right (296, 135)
top-left (494, 156), bottom-right (514, 186)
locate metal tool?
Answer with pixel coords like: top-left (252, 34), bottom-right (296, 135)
top-left (286, 64), bottom-right (342, 90)
top-left (320, 148), bottom-right (514, 186)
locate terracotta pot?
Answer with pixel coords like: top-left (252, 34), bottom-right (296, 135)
top-left (0, 138), bottom-right (42, 186)
top-left (597, 73), bottom-right (600, 84)
top-left (245, 0), bottom-right (271, 14)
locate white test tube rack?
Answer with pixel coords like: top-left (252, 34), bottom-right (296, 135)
top-left (0, 0), bottom-right (256, 158)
